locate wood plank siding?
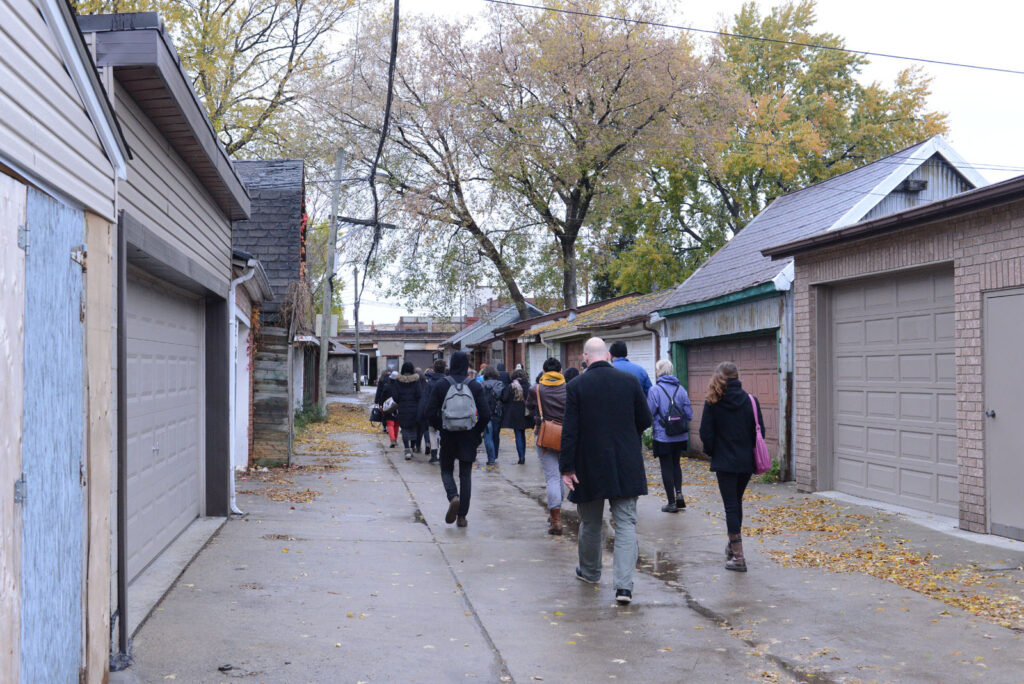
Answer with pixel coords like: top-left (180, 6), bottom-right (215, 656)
top-left (0, 0), bottom-right (115, 220)
top-left (115, 82), bottom-right (232, 287)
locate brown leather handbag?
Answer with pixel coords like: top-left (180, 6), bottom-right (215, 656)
top-left (535, 385), bottom-right (562, 451)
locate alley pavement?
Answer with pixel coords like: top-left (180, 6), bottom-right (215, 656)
top-left (119, 403), bottom-right (1024, 683)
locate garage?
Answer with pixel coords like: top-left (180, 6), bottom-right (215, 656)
top-left (687, 335), bottom-right (779, 460)
top-left (607, 334), bottom-right (655, 380)
top-left (829, 267), bottom-right (956, 517)
top-left (125, 274), bottom-right (204, 581)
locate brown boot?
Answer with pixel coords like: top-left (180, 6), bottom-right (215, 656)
top-left (725, 534), bottom-right (746, 572)
top-left (548, 508), bottom-right (563, 535)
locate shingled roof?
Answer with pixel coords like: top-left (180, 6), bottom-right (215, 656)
top-left (524, 290), bottom-right (672, 339)
top-left (232, 159), bottom-right (305, 314)
top-left (658, 136), bottom-right (986, 313)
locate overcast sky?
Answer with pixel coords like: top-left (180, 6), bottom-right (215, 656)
top-left (342, 0), bottom-right (1024, 324)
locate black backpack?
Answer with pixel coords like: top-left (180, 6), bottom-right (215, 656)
top-left (659, 385), bottom-right (689, 437)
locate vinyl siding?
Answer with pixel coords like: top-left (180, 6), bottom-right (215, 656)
top-left (0, 0), bottom-right (115, 219)
top-left (115, 82), bottom-right (232, 288)
top-left (863, 154), bottom-right (974, 221)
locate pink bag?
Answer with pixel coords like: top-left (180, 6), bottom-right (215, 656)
top-left (751, 395), bottom-right (771, 474)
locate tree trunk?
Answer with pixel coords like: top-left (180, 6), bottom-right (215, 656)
top-left (462, 216), bottom-right (531, 318)
top-left (559, 236), bottom-right (578, 310)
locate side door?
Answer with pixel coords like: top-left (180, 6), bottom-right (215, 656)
top-left (20, 187), bottom-right (86, 682)
top-left (984, 288), bottom-right (1024, 540)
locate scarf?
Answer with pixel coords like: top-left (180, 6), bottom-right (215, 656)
top-left (538, 371), bottom-right (565, 387)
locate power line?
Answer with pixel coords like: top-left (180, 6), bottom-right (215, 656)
top-left (481, 0), bottom-right (1024, 76)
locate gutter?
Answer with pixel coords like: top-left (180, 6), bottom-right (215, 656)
top-left (227, 259), bottom-right (259, 516)
top-left (657, 281), bottom-right (780, 318)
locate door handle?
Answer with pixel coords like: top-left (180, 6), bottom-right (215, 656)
top-left (985, 409), bottom-right (996, 418)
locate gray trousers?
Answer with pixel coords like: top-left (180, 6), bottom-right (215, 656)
top-left (576, 497), bottom-right (638, 591)
top-left (536, 446), bottom-right (564, 510)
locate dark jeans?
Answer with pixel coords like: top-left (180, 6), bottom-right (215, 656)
top-left (654, 440), bottom-right (686, 505)
top-left (715, 471), bottom-right (751, 535)
top-left (400, 427), bottom-right (417, 449)
top-left (440, 454), bottom-right (472, 517)
top-left (416, 420), bottom-right (430, 450)
top-left (489, 416), bottom-right (503, 456)
top-left (512, 428), bottom-right (526, 461)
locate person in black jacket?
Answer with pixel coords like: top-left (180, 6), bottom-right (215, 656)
top-left (560, 337), bottom-right (652, 605)
top-left (390, 362), bottom-right (423, 461)
top-left (699, 361), bottom-right (764, 573)
top-left (373, 371), bottom-right (390, 436)
top-left (421, 351), bottom-right (490, 527)
top-left (501, 368), bottom-right (531, 464)
top-left (419, 359), bottom-right (447, 463)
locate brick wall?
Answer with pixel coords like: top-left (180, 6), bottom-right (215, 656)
top-left (791, 197), bottom-right (1024, 533)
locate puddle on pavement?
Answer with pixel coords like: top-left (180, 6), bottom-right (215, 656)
top-left (261, 534), bottom-right (307, 542)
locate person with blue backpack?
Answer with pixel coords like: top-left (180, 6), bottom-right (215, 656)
top-left (421, 351), bottom-right (490, 527)
top-left (647, 359), bottom-right (693, 513)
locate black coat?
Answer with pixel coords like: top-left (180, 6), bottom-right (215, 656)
top-left (389, 373), bottom-right (423, 430)
top-left (558, 361), bottom-right (652, 504)
top-left (374, 379), bottom-right (389, 407)
top-left (422, 373), bottom-right (491, 463)
top-left (698, 378), bottom-right (764, 474)
top-left (500, 378), bottom-right (531, 431)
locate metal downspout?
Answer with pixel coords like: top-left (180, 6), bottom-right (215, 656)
top-left (111, 213), bottom-right (130, 671)
top-left (228, 260), bottom-right (258, 516)
top-left (642, 318), bottom-right (661, 362)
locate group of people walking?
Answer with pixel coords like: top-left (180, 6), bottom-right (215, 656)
top-left (373, 336), bottom-right (765, 603)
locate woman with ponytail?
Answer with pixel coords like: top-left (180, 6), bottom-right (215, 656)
top-left (698, 361), bottom-right (764, 572)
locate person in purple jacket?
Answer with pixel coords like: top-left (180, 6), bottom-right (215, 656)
top-left (646, 359), bottom-right (693, 512)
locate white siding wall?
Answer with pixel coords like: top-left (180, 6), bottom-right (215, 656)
top-left (0, 0), bottom-right (115, 220)
top-left (114, 83), bottom-right (232, 285)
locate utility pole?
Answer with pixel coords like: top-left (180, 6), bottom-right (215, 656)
top-left (319, 149), bottom-right (343, 412)
top-left (353, 263), bottom-right (361, 391)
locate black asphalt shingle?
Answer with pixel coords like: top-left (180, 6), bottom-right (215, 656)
top-left (232, 160), bottom-right (305, 312)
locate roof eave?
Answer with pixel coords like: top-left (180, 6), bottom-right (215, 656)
top-left (78, 12), bottom-right (250, 220)
top-left (763, 174), bottom-right (1024, 259)
top-left (657, 281), bottom-right (781, 318)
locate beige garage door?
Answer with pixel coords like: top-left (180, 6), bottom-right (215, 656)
top-left (125, 274), bottom-right (204, 581)
top-left (687, 335), bottom-right (779, 460)
top-left (830, 267), bottom-right (957, 517)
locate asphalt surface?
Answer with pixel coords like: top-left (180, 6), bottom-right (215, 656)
top-left (114, 417), bottom-right (1024, 683)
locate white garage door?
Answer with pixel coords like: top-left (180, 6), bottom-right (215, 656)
top-left (830, 267), bottom-right (957, 517)
top-left (528, 343), bottom-right (549, 380)
top-left (126, 275), bottom-right (204, 581)
top-left (611, 335), bottom-right (655, 380)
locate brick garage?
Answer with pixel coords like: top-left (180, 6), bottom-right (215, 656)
top-left (764, 178), bottom-right (1024, 538)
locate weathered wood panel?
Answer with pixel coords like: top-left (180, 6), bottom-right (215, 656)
top-left (114, 83), bottom-right (231, 287)
top-left (84, 211), bottom-right (113, 684)
top-left (0, 174), bottom-right (26, 684)
top-left (21, 187), bottom-right (85, 682)
top-left (0, 0), bottom-right (114, 219)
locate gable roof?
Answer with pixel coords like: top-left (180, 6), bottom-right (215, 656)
top-left (442, 302), bottom-right (546, 348)
top-left (763, 171), bottom-right (1024, 259)
top-left (658, 136), bottom-right (986, 314)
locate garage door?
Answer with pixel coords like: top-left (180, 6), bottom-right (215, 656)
top-left (687, 335), bottom-right (779, 460)
top-left (527, 343), bottom-right (549, 381)
top-left (610, 335), bottom-right (655, 381)
top-left (126, 275), bottom-right (204, 581)
top-left (830, 267), bottom-right (956, 517)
